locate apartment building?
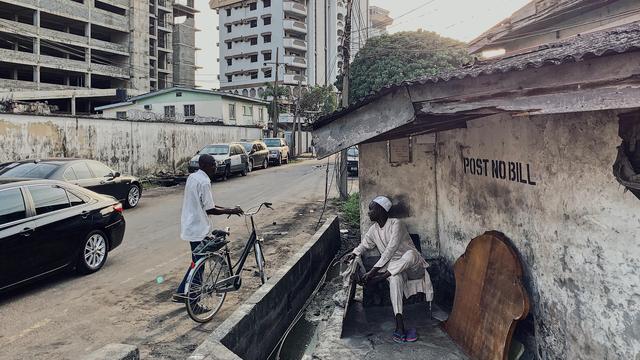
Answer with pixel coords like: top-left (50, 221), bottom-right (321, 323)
top-left (0, 0), bottom-right (197, 114)
top-left (368, 5), bottom-right (392, 38)
top-left (210, 0), bottom-right (368, 98)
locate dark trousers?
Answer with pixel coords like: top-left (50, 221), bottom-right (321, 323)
top-left (176, 241), bottom-right (204, 295)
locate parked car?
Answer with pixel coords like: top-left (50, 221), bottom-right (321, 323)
top-left (188, 143), bottom-right (249, 180)
top-left (0, 179), bottom-right (126, 292)
top-left (237, 140), bottom-right (269, 172)
top-left (347, 147), bottom-right (359, 176)
top-left (0, 159), bottom-right (142, 208)
top-left (264, 138), bottom-right (290, 166)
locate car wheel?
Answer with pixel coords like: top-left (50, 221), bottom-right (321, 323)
top-left (125, 184), bottom-right (141, 208)
top-left (241, 163), bottom-right (248, 176)
top-left (77, 231), bottom-right (109, 274)
top-left (248, 160), bottom-right (254, 173)
top-left (262, 158), bottom-right (268, 169)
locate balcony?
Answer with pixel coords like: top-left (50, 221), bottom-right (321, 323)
top-left (283, 19), bottom-right (307, 34)
top-left (283, 37), bottom-right (307, 51)
top-left (284, 55), bottom-right (307, 69)
top-left (283, 1), bottom-right (307, 17)
top-left (283, 74), bottom-right (307, 85)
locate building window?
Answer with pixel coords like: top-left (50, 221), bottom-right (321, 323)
top-left (184, 104), bottom-right (195, 117)
top-left (227, 42), bottom-right (232, 49)
top-left (259, 108), bottom-right (264, 122)
top-left (242, 89), bottom-right (249, 96)
top-left (164, 105), bottom-right (175, 118)
top-left (249, 2), bottom-right (257, 10)
top-left (226, 25), bottom-right (232, 33)
top-left (226, 8), bottom-right (231, 16)
top-left (263, 34), bottom-right (271, 43)
top-left (264, 69), bottom-right (272, 78)
top-left (227, 58), bottom-right (232, 66)
top-left (176, 92), bottom-right (182, 97)
top-left (263, 52), bottom-right (271, 61)
top-left (144, 104), bottom-right (152, 110)
top-left (250, 72), bottom-right (258, 79)
top-left (250, 19), bottom-right (257, 28)
top-left (263, 0), bottom-right (270, 7)
top-left (227, 75), bottom-right (233, 82)
top-left (229, 104), bottom-right (236, 119)
top-left (116, 111), bottom-right (126, 120)
top-left (263, 17), bottom-right (271, 25)
top-left (250, 54), bottom-right (258, 62)
top-left (243, 105), bottom-right (253, 117)
top-left (250, 38), bottom-right (257, 45)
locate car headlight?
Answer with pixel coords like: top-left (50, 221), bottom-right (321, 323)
top-left (217, 160), bottom-right (225, 166)
top-left (190, 160), bottom-right (198, 166)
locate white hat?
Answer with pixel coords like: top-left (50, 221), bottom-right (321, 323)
top-left (372, 196), bottom-right (392, 212)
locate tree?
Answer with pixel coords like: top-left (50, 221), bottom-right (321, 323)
top-left (299, 85), bottom-right (338, 123)
top-left (346, 30), bottom-right (472, 103)
top-left (261, 82), bottom-right (291, 121)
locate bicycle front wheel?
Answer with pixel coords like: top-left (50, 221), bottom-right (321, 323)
top-left (254, 241), bottom-right (267, 285)
top-left (186, 253), bottom-right (230, 323)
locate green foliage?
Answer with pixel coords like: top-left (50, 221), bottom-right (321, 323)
top-left (299, 85), bottom-right (338, 123)
top-left (347, 30), bottom-right (471, 102)
top-left (261, 82), bottom-right (291, 119)
top-left (340, 192), bottom-right (360, 228)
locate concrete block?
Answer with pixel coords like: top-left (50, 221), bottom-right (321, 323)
top-left (82, 344), bottom-right (139, 360)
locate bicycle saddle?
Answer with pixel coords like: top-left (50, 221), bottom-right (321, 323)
top-left (211, 229), bottom-right (230, 238)
top-left (194, 237), bottom-right (228, 254)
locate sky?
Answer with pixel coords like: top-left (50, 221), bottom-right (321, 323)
top-left (193, 0), bottom-right (531, 89)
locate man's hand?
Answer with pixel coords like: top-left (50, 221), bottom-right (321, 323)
top-left (363, 267), bottom-right (381, 283)
top-left (344, 253), bottom-right (356, 263)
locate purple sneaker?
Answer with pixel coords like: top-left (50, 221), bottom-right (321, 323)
top-left (406, 328), bottom-right (418, 342)
top-left (392, 331), bottom-right (406, 343)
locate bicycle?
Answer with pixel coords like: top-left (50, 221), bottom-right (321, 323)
top-left (184, 202), bottom-right (272, 323)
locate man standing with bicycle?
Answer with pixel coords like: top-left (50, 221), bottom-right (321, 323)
top-left (173, 154), bottom-right (243, 305)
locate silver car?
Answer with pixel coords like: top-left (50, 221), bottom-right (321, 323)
top-left (188, 143), bottom-right (249, 181)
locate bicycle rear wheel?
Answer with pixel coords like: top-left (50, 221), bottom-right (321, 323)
top-left (186, 253), bottom-right (230, 323)
top-left (254, 241), bottom-right (267, 285)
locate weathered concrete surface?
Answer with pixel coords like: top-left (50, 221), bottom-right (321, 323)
top-left (0, 113), bottom-right (262, 176)
top-left (359, 111), bottom-right (640, 359)
top-left (82, 344), bottom-right (139, 360)
top-left (189, 216), bottom-right (341, 360)
top-left (313, 302), bottom-right (467, 360)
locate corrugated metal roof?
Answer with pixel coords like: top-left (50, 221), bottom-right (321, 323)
top-left (314, 21), bottom-right (640, 129)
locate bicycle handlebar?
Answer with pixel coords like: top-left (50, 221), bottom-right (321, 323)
top-left (227, 202), bottom-right (273, 218)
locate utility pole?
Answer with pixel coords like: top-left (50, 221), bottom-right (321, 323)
top-left (338, 0), bottom-right (353, 200)
top-left (292, 79), bottom-right (302, 159)
top-left (273, 47), bottom-right (280, 137)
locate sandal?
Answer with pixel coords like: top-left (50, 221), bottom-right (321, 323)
top-left (405, 328), bottom-right (418, 342)
top-left (392, 331), bottom-right (406, 343)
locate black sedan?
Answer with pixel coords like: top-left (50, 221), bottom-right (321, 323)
top-left (0, 179), bottom-right (126, 292)
top-left (237, 140), bottom-right (269, 172)
top-left (0, 159), bottom-right (142, 208)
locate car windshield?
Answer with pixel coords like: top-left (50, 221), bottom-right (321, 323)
top-left (199, 145), bottom-right (229, 155)
top-left (240, 143), bottom-right (253, 153)
top-left (264, 139), bottom-right (281, 147)
top-left (347, 148), bottom-right (359, 157)
top-left (0, 162), bottom-right (60, 178)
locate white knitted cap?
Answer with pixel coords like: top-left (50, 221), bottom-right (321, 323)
top-left (372, 196), bottom-right (392, 212)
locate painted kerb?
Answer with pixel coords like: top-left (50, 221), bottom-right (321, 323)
top-left (189, 216), bottom-right (341, 360)
top-left (0, 113), bottom-right (263, 176)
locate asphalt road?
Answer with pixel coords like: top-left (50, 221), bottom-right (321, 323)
top-left (0, 158), bottom-right (343, 360)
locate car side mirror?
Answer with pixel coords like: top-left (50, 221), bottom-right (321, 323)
top-left (113, 172), bottom-right (121, 178)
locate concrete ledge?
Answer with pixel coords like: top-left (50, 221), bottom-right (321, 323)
top-left (189, 216), bottom-right (341, 360)
top-left (82, 344), bottom-right (139, 360)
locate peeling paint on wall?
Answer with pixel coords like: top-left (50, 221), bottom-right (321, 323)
top-left (0, 114), bottom-right (262, 176)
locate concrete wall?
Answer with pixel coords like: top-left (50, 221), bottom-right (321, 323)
top-left (0, 113), bottom-right (262, 176)
top-left (359, 111), bottom-right (640, 359)
top-left (189, 216), bottom-right (341, 360)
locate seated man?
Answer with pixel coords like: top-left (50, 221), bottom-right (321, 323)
top-left (346, 196), bottom-right (432, 343)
